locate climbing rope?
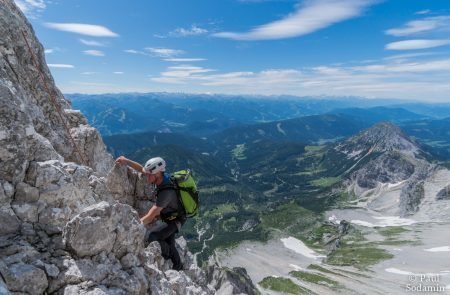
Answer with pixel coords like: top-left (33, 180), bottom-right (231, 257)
top-left (21, 30), bottom-right (88, 167)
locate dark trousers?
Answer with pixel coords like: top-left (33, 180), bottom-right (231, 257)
top-left (148, 220), bottom-right (183, 270)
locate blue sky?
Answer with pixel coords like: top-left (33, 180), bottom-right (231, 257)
top-left (15, 0), bottom-right (450, 102)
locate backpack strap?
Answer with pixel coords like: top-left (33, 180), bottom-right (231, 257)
top-left (156, 180), bottom-right (186, 221)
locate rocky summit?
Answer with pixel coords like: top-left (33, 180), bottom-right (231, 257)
top-left (0, 1), bottom-right (257, 294)
top-left (333, 122), bottom-right (447, 217)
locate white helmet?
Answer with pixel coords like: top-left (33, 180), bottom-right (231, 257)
top-left (144, 157), bottom-right (166, 174)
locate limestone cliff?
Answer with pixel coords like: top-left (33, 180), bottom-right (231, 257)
top-left (0, 1), bottom-right (257, 294)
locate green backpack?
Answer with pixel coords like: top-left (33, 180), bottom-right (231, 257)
top-left (170, 169), bottom-right (199, 218)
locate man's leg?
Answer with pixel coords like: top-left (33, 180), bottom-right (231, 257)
top-left (148, 222), bottom-right (182, 269)
top-left (167, 232), bottom-right (183, 270)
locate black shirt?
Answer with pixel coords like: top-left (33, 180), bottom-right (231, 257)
top-left (156, 173), bottom-right (180, 219)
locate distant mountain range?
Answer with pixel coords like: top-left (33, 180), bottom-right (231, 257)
top-left (69, 93), bottom-right (450, 137)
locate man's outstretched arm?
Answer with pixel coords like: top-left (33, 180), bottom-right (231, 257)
top-left (115, 156), bottom-right (144, 173)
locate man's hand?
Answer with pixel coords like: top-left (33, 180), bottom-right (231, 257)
top-left (115, 155), bottom-right (128, 165)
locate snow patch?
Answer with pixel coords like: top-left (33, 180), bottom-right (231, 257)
top-left (280, 237), bottom-right (325, 259)
top-left (386, 268), bottom-right (450, 277)
top-left (424, 246), bottom-right (450, 252)
top-left (351, 216), bottom-right (416, 227)
top-left (289, 264), bottom-right (304, 271)
top-left (387, 180), bottom-right (406, 188)
top-left (385, 268), bottom-right (414, 275)
top-left (328, 214), bottom-right (341, 224)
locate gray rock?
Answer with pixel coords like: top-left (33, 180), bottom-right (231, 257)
top-left (0, 183), bottom-right (8, 206)
top-left (38, 206), bottom-right (72, 235)
top-left (352, 152), bottom-right (415, 189)
top-left (101, 269), bottom-right (144, 294)
top-left (11, 202), bottom-right (39, 223)
top-left (63, 284), bottom-right (127, 295)
top-left (63, 202), bottom-right (117, 257)
top-left (120, 253), bottom-right (140, 269)
top-left (129, 267), bottom-right (149, 295)
top-left (0, 277), bottom-right (10, 295)
top-left (436, 184), bottom-right (450, 200)
top-left (400, 180), bottom-right (425, 216)
top-left (0, 243), bottom-right (40, 266)
top-left (110, 203), bottom-right (145, 258)
top-left (64, 109), bottom-right (88, 128)
top-left (0, 208), bottom-right (20, 235)
top-left (3, 182), bottom-right (14, 198)
top-left (44, 263), bottom-right (60, 278)
top-left (20, 222), bottom-right (36, 237)
top-left (399, 165), bottom-right (430, 216)
top-left (165, 270), bottom-right (191, 294)
top-left (70, 125), bottom-right (114, 176)
top-left (2, 263), bottom-right (48, 295)
top-left (63, 202), bottom-right (145, 258)
top-left (14, 182), bottom-right (39, 203)
top-left (206, 265), bottom-right (258, 295)
top-left (105, 164), bottom-right (140, 206)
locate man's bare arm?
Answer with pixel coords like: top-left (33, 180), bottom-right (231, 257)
top-left (141, 205), bottom-right (163, 225)
top-left (115, 156), bottom-right (145, 173)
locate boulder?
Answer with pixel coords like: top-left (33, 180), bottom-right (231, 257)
top-left (2, 263), bottom-right (48, 295)
top-left (63, 202), bottom-right (145, 258)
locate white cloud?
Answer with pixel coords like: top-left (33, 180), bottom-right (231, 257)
top-left (386, 16), bottom-right (450, 36)
top-left (170, 25), bottom-right (208, 37)
top-left (416, 9), bottom-right (431, 15)
top-left (81, 72), bottom-right (97, 75)
top-left (213, 0), bottom-right (377, 40)
top-left (124, 49), bottom-right (147, 55)
top-left (353, 59), bottom-right (450, 73)
top-left (80, 39), bottom-right (106, 46)
top-left (156, 65), bottom-right (216, 80)
top-left (383, 52), bottom-right (441, 61)
top-left (47, 64), bottom-right (74, 68)
top-left (14, 0), bottom-right (46, 17)
top-left (386, 39), bottom-right (450, 50)
top-left (113, 72), bottom-right (124, 74)
top-left (163, 58), bottom-right (206, 62)
top-left (149, 57), bottom-right (450, 102)
top-left (44, 23), bottom-right (119, 37)
top-left (145, 47), bottom-right (184, 57)
top-left (44, 47), bottom-right (61, 54)
top-left (83, 50), bottom-right (105, 56)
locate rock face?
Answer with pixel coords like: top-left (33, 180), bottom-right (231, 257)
top-left (336, 122), bottom-right (448, 216)
top-left (0, 1), bottom-right (258, 294)
top-left (437, 184), bottom-right (450, 200)
top-left (206, 264), bottom-right (259, 295)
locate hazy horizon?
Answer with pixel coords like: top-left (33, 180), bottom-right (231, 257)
top-left (17, 0), bottom-right (450, 102)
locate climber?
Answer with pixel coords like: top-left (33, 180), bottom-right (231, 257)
top-left (115, 155), bottom-right (185, 271)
